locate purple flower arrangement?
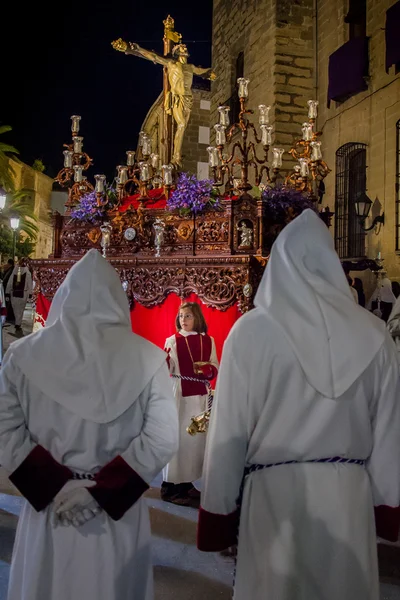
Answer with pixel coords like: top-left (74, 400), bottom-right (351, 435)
top-left (167, 173), bottom-right (221, 215)
top-left (261, 185), bottom-right (317, 225)
top-left (71, 186), bottom-right (117, 224)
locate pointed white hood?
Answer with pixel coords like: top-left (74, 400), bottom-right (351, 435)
top-left (11, 249), bottom-right (166, 423)
top-left (254, 209), bottom-right (386, 399)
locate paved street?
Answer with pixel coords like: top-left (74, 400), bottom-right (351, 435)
top-left (0, 309), bottom-right (399, 599)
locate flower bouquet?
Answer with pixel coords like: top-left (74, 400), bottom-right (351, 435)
top-left (70, 185), bottom-right (117, 224)
top-left (166, 173), bottom-right (221, 217)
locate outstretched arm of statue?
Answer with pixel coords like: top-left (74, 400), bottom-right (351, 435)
top-left (192, 65), bottom-right (217, 80)
top-left (111, 38), bottom-right (168, 66)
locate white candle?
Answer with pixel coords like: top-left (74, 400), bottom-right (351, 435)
top-left (73, 165), bottom-right (83, 182)
top-left (307, 100), bottom-right (319, 119)
top-left (71, 115), bottom-right (81, 134)
top-left (117, 166), bottom-right (128, 185)
top-left (142, 135), bottom-right (152, 156)
top-left (310, 141), bottom-right (322, 161)
top-left (302, 122), bottom-right (313, 141)
top-left (258, 105), bottom-right (271, 125)
top-left (126, 151), bottom-right (135, 166)
top-left (73, 136), bottom-right (83, 154)
top-left (207, 146), bottom-right (219, 168)
top-left (237, 77), bottom-right (250, 99)
top-left (162, 164), bottom-right (173, 185)
top-left (94, 174), bottom-right (106, 193)
top-left (299, 158), bottom-right (309, 177)
top-left (214, 124), bottom-right (226, 146)
top-left (260, 125), bottom-right (273, 146)
top-left (150, 153), bottom-right (159, 169)
top-left (139, 162), bottom-right (150, 181)
top-left (63, 150), bottom-right (73, 168)
top-left (218, 106), bottom-right (230, 127)
top-left (272, 147), bottom-right (284, 169)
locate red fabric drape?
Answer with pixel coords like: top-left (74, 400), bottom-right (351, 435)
top-left (35, 291), bottom-right (242, 362)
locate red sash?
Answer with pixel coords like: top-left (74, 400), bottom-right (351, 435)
top-left (175, 332), bottom-right (212, 397)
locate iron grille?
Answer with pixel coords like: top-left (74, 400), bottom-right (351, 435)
top-left (396, 120), bottom-right (400, 251)
top-left (335, 142), bottom-right (367, 259)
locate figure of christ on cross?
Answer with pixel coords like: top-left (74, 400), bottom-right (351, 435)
top-left (112, 38), bottom-right (216, 166)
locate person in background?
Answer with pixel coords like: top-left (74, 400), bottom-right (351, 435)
top-left (198, 210), bottom-right (400, 600)
top-left (162, 302), bottom-right (219, 507)
top-left (0, 249), bottom-right (179, 600)
top-left (392, 280), bottom-right (400, 299)
top-left (6, 257), bottom-right (32, 336)
top-left (353, 277), bottom-right (366, 308)
top-left (2, 258), bottom-right (15, 324)
top-left (367, 276), bottom-right (396, 322)
top-left (346, 275), bottom-right (359, 303)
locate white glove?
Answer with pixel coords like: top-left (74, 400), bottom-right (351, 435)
top-left (52, 479), bottom-right (101, 528)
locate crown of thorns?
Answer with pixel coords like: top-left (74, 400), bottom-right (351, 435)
top-left (172, 44), bottom-right (189, 57)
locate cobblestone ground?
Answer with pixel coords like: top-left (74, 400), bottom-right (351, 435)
top-left (0, 308), bottom-right (398, 599)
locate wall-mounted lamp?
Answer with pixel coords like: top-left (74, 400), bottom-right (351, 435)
top-left (355, 193), bottom-right (384, 231)
top-left (0, 188), bottom-right (6, 211)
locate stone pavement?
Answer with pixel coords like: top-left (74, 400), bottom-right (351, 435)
top-left (0, 309), bottom-right (399, 599)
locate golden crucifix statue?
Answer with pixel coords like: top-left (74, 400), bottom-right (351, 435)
top-left (112, 16), bottom-right (216, 166)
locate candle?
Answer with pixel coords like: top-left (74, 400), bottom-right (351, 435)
top-left (237, 77), bottom-right (250, 99)
top-left (307, 100), bottom-right (319, 119)
top-left (302, 122), bottom-right (313, 141)
top-left (73, 165), bottom-right (83, 183)
top-left (138, 131), bottom-right (146, 147)
top-left (142, 135), bottom-right (152, 156)
top-left (207, 146), bottom-right (219, 168)
top-left (150, 153), bottom-right (159, 169)
top-left (218, 106), bottom-right (230, 127)
top-left (126, 151), bottom-right (136, 166)
top-left (214, 124), bottom-right (226, 146)
top-left (260, 124), bottom-right (273, 146)
top-left (272, 147), bottom-right (284, 169)
top-left (310, 141), bottom-right (322, 161)
top-left (63, 150), bottom-right (73, 168)
top-left (117, 165), bottom-right (128, 185)
top-left (71, 115), bottom-right (81, 134)
top-left (73, 136), bottom-right (83, 154)
top-left (162, 164), bottom-right (173, 185)
top-left (299, 158), bottom-right (309, 177)
top-left (94, 174), bottom-right (106, 193)
top-left (258, 105), bottom-right (271, 125)
top-left (139, 162), bottom-right (150, 181)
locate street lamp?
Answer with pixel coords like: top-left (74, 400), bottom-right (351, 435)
top-left (10, 217), bottom-right (20, 261)
top-left (0, 188), bottom-right (6, 211)
top-left (355, 192), bottom-right (385, 232)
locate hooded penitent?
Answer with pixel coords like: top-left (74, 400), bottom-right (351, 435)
top-left (11, 249), bottom-right (166, 423)
top-left (254, 209), bottom-right (386, 399)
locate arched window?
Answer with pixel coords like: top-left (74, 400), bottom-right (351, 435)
top-left (335, 142), bottom-right (367, 258)
top-left (396, 120), bottom-right (400, 250)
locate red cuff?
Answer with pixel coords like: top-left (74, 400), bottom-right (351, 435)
top-left (9, 445), bottom-right (73, 511)
top-left (197, 506), bottom-right (239, 551)
top-left (374, 505), bottom-right (400, 542)
top-left (0, 307), bottom-right (6, 316)
top-left (90, 455), bottom-right (149, 520)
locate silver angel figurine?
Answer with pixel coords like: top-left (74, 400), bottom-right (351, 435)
top-left (237, 221), bottom-right (253, 248)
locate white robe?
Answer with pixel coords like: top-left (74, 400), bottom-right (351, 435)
top-left (0, 250), bottom-right (179, 600)
top-left (198, 210), bottom-right (400, 600)
top-left (163, 331), bottom-right (219, 484)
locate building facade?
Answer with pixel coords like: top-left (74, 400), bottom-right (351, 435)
top-left (211, 0), bottom-right (400, 284)
top-left (9, 158), bottom-right (54, 259)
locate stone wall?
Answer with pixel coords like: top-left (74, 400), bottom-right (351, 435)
top-left (211, 0), bottom-right (315, 171)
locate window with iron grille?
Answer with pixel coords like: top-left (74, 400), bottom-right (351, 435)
top-left (396, 120), bottom-right (400, 250)
top-left (335, 143), bottom-right (367, 258)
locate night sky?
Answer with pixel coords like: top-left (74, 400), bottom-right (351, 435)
top-left (2, 1), bottom-right (213, 182)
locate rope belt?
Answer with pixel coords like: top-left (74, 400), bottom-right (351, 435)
top-left (170, 373), bottom-right (214, 410)
top-left (72, 472), bottom-right (95, 480)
